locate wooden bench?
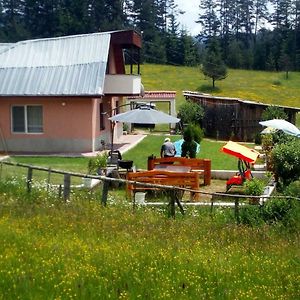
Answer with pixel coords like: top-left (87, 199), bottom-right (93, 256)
top-left (147, 157), bottom-right (211, 186)
top-left (126, 170), bottom-right (200, 201)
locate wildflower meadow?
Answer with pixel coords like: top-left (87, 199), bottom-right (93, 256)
top-left (0, 179), bottom-right (299, 300)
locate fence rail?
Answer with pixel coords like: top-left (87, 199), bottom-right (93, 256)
top-left (0, 160), bottom-right (298, 219)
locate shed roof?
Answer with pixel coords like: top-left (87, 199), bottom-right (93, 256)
top-left (0, 32), bottom-right (111, 96)
top-left (127, 91), bottom-right (177, 100)
top-left (183, 91), bottom-right (300, 112)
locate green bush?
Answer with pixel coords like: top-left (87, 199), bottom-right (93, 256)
top-left (284, 180), bottom-right (300, 198)
top-left (261, 198), bottom-right (293, 224)
top-left (272, 139), bottom-right (300, 185)
top-left (244, 178), bottom-right (265, 196)
top-left (261, 106), bottom-right (288, 121)
top-left (177, 100), bottom-right (204, 125)
top-left (87, 152), bottom-right (108, 174)
top-left (181, 124), bottom-right (203, 158)
top-left (239, 206), bottom-right (264, 226)
top-left (186, 123), bottom-right (204, 143)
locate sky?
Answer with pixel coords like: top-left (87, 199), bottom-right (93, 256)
top-left (174, 0), bottom-right (201, 36)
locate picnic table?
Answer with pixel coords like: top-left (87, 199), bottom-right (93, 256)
top-left (153, 165), bottom-right (191, 173)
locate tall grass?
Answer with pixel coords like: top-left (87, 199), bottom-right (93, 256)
top-left (0, 181), bottom-right (299, 299)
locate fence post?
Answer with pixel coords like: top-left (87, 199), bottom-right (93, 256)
top-left (204, 159), bottom-right (211, 186)
top-left (27, 167), bottom-right (33, 193)
top-left (58, 184), bottom-right (62, 198)
top-left (210, 196), bottom-right (214, 215)
top-left (168, 190), bottom-right (176, 218)
top-left (47, 168), bottom-right (51, 192)
top-left (0, 162), bottom-right (2, 181)
top-left (101, 179), bottom-right (109, 206)
top-left (234, 197), bottom-right (240, 224)
top-left (167, 189), bottom-right (184, 218)
top-left (63, 174), bottom-right (71, 201)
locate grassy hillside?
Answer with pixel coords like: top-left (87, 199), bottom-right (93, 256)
top-left (0, 183), bottom-right (299, 299)
top-left (140, 64), bottom-right (300, 109)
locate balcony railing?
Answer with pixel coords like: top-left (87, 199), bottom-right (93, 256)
top-left (103, 74), bottom-right (141, 95)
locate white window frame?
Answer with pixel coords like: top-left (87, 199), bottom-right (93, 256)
top-left (11, 105), bottom-right (44, 134)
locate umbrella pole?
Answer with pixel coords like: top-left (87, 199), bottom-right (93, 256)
top-left (110, 121), bottom-right (116, 153)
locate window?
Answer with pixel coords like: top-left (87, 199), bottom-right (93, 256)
top-left (99, 103), bottom-right (105, 130)
top-left (12, 105), bottom-right (43, 133)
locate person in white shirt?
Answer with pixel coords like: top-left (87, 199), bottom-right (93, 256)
top-left (160, 138), bottom-right (176, 158)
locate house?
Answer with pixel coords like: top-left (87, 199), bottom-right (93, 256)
top-left (183, 91), bottom-right (300, 142)
top-left (0, 30), bottom-right (142, 153)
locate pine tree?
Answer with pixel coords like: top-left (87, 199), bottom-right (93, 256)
top-left (253, 0), bottom-right (268, 39)
top-left (24, 0), bottom-right (61, 38)
top-left (197, 0), bottom-right (220, 40)
top-left (201, 37), bottom-right (227, 88)
top-left (2, 0), bottom-right (28, 41)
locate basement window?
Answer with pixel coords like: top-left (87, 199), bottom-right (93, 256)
top-left (11, 105), bottom-right (43, 133)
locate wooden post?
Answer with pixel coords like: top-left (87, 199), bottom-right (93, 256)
top-left (0, 162), bottom-right (2, 181)
top-left (132, 182), bottom-right (137, 210)
top-left (27, 167), bottom-right (33, 193)
top-left (174, 190), bottom-right (185, 215)
top-left (147, 155), bottom-right (155, 170)
top-left (167, 189), bottom-right (184, 218)
top-left (204, 159), bottom-right (211, 186)
top-left (58, 184), bottom-right (62, 198)
top-left (101, 179), bottom-right (109, 206)
top-left (63, 174), bottom-right (71, 201)
top-left (234, 197), bottom-right (240, 224)
top-left (210, 196), bottom-right (214, 215)
top-left (168, 191), bottom-right (176, 218)
top-left (47, 168), bottom-right (51, 192)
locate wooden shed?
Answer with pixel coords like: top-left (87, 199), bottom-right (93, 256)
top-left (183, 91), bottom-right (300, 142)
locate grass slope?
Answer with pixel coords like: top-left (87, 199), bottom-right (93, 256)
top-left (0, 187), bottom-right (299, 299)
top-left (141, 64), bottom-right (300, 109)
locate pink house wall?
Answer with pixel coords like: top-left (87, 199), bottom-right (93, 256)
top-left (0, 97), bottom-right (112, 153)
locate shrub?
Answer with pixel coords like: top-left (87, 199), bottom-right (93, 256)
top-left (87, 152), bottom-right (108, 174)
top-left (181, 124), bottom-right (203, 158)
top-left (261, 198), bottom-right (293, 224)
top-left (272, 80), bottom-right (282, 86)
top-left (284, 180), bottom-right (300, 198)
top-left (239, 206), bottom-right (264, 226)
top-left (254, 132), bottom-right (262, 145)
top-left (177, 100), bottom-right (204, 125)
top-left (244, 178), bottom-right (265, 196)
top-left (187, 123), bottom-right (204, 143)
top-left (261, 106), bottom-right (288, 121)
top-left (272, 139), bottom-right (300, 185)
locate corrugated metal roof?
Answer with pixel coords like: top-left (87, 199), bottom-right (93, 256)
top-left (0, 33), bottom-right (111, 96)
top-left (0, 43), bottom-right (14, 53)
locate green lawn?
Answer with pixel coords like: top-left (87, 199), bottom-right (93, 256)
top-left (8, 156), bottom-right (89, 173)
top-left (122, 135), bottom-right (252, 170)
top-left (2, 156), bottom-right (90, 185)
top-left (5, 136), bottom-right (253, 174)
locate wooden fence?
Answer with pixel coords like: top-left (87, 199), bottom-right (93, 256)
top-left (0, 160), bottom-right (294, 220)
